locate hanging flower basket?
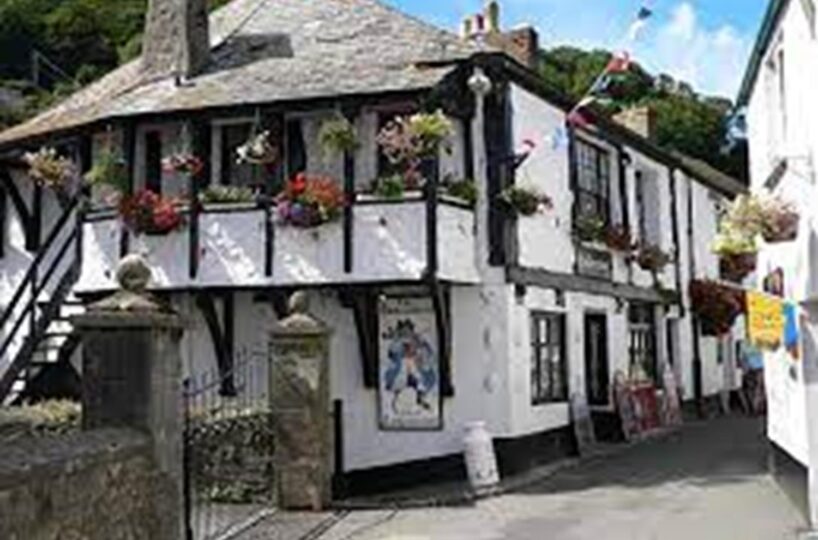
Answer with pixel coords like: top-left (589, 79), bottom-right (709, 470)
top-left (275, 173), bottom-right (345, 228)
top-left (761, 197), bottom-right (799, 243)
top-left (725, 194), bottom-right (766, 237)
top-left (23, 147), bottom-right (76, 190)
top-left (689, 279), bottom-right (745, 337)
top-left (84, 151), bottom-right (128, 192)
top-left (119, 190), bottom-right (185, 235)
top-left (604, 224), bottom-right (634, 252)
top-left (236, 131), bottom-right (279, 165)
top-left (573, 215), bottom-right (606, 243)
top-left (712, 224), bottom-right (757, 257)
top-left (634, 243), bottom-right (671, 273)
top-left (498, 186), bottom-right (552, 217)
top-left (720, 252), bottom-right (757, 282)
top-left (319, 117), bottom-right (359, 157)
top-left (162, 153), bottom-right (204, 176)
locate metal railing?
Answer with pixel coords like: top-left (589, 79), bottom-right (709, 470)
top-left (0, 195), bottom-right (81, 400)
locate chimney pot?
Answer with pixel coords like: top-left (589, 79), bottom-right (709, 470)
top-left (613, 107), bottom-right (657, 141)
top-left (142, 0), bottom-right (210, 79)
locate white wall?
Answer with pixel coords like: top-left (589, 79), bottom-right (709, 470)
top-left (743, 0), bottom-right (818, 468)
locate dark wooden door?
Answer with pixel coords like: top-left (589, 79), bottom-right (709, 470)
top-left (585, 313), bottom-right (609, 406)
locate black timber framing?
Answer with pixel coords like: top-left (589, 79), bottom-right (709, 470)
top-left (686, 176), bottom-right (703, 417)
top-left (484, 76), bottom-right (513, 266)
top-left (342, 105), bottom-right (358, 274)
top-left (0, 182), bottom-right (5, 258)
top-left (339, 287), bottom-right (380, 389)
top-left (120, 122), bottom-right (136, 258)
top-left (668, 167), bottom-right (684, 315)
top-left (189, 120), bottom-right (211, 280)
top-left (430, 280), bottom-right (454, 397)
top-left (29, 183), bottom-right (42, 251)
top-left (508, 266), bottom-right (680, 305)
top-left (0, 167), bottom-right (37, 252)
top-left (196, 292), bottom-right (237, 396)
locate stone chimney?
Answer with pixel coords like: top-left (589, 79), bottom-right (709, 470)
top-left (142, 0), bottom-right (210, 79)
top-left (613, 106), bottom-right (657, 141)
top-left (463, 2), bottom-right (540, 70)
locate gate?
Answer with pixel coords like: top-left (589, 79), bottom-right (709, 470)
top-left (183, 349), bottom-right (275, 540)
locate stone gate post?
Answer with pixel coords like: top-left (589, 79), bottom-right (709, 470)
top-left (72, 255), bottom-right (185, 540)
top-left (270, 291), bottom-right (332, 511)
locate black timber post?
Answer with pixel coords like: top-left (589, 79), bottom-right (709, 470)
top-left (342, 106), bottom-right (358, 273)
top-left (425, 150), bottom-right (440, 278)
top-left (120, 122), bottom-right (137, 258)
top-left (0, 182), bottom-right (5, 259)
top-left (485, 76), bottom-right (512, 266)
top-left (686, 175), bottom-right (703, 417)
top-left (668, 167), bottom-right (684, 315)
top-left (27, 182), bottom-right (42, 252)
top-left (76, 134), bottom-right (93, 274)
top-left (189, 120), bottom-right (211, 280)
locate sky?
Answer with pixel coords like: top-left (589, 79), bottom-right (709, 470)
top-left (387, 0), bottom-right (770, 99)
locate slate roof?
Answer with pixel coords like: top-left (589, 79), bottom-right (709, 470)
top-left (0, 0), bottom-right (481, 148)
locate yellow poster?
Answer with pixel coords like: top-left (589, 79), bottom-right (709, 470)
top-left (747, 291), bottom-right (784, 349)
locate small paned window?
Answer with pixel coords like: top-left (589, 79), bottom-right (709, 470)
top-left (531, 312), bottom-right (568, 405)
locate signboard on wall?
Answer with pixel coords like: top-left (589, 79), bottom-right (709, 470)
top-left (747, 292), bottom-right (784, 349)
top-left (378, 296), bottom-right (442, 431)
top-left (576, 246), bottom-right (613, 280)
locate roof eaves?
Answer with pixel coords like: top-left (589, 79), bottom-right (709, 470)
top-left (736, 0), bottom-right (789, 107)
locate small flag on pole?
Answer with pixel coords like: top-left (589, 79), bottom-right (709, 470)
top-left (627, 5), bottom-right (654, 41)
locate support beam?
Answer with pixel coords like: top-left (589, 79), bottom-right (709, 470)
top-left (1, 168), bottom-right (33, 249)
top-left (340, 287), bottom-right (379, 389)
top-left (342, 107), bottom-right (358, 274)
top-left (508, 266), bottom-right (680, 305)
top-left (120, 122), bottom-right (137, 258)
top-left (0, 183), bottom-right (5, 258)
top-left (196, 293), bottom-right (236, 396)
top-left (189, 120), bottom-right (211, 280)
top-left (430, 281), bottom-right (454, 397)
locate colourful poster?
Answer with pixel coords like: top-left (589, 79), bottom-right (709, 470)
top-left (378, 296), bottom-right (442, 431)
top-left (746, 291), bottom-right (784, 350)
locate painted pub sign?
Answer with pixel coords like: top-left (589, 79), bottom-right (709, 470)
top-left (378, 296), bottom-right (442, 430)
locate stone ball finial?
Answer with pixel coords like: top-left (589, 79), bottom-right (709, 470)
top-left (116, 254), bottom-right (152, 293)
top-left (288, 290), bottom-right (309, 315)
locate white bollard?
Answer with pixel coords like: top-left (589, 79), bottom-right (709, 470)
top-left (463, 421), bottom-right (500, 493)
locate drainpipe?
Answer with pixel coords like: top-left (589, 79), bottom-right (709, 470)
top-left (686, 175), bottom-right (704, 418)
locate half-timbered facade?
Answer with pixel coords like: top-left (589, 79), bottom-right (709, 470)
top-left (0, 0), bottom-right (743, 492)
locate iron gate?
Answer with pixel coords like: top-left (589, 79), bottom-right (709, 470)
top-left (182, 349), bottom-right (275, 540)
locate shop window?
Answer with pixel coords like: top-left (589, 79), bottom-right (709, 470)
top-left (574, 139), bottom-right (611, 225)
top-left (628, 303), bottom-right (657, 382)
top-left (531, 312), bottom-right (568, 405)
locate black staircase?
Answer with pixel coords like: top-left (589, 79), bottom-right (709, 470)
top-left (0, 196), bottom-right (82, 403)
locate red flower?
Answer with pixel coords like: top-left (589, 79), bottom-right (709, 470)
top-left (291, 173), bottom-right (308, 195)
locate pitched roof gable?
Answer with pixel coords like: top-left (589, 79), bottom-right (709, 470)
top-left (0, 0), bottom-right (481, 148)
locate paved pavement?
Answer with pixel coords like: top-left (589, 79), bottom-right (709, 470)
top-left (311, 416), bottom-right (807, 540)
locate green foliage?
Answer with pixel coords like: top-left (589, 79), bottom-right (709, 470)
top-left (199, 185), bottom-right (256, 204)
top-left (539, 46), bottom-right (746, 181)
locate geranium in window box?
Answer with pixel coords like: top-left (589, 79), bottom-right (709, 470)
top-left (275, 173), bottom-right (345, 228)
top-left (760, 197), bottom-right (799, 243)
top-left (498, 186), bottom-right (552, 217)
top-left (604, 224), bottom-right (634, 252)
top-left (23, 147), bottom-right (76, 190)
top-left (162, 153), bottom-right (204, 176)
top-left (689, 279), bottom-right (745, 337)
top-left (119, 190), bottom-right (185, 235)
top-left (634, 243), bottom-right (671, 273)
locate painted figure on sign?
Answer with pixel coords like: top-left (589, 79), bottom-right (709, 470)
top-left (384, 319), bottom-right (438, 414)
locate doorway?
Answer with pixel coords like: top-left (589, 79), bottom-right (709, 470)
top-left (584, 313), bottom-right (609, 406)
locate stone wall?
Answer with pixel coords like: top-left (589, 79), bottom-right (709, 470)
top-left (0, 428), bottom-right (177, 540)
